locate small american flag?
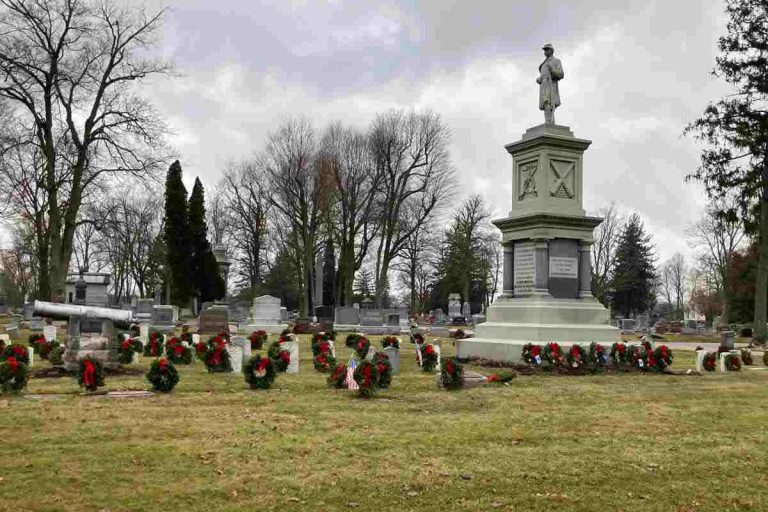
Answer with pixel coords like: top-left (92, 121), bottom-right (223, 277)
top-left (346, 356), bottom-right (359, 390)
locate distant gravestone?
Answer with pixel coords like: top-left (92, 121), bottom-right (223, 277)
top-left (248, 295), bottom-right (282, 324)
top-left (135, 299), bottom-right (154, 320)
top-left (383, 346), bottom-right (400, 374)
top-left (434, 309), bottom-right (447, 324)
top-left (231, 336), bottom-right (251, 366)
top-left (43, 325), bottom-right (57, 342)
top-left (385, 312), bottom-right (400, 326)
top-left (461, 302), bottom-right (471, 319)
top-left (360, 309), bottom-right (384, 326)
top-left (720, 331), bottom-right (735, 351)
top-left (335, 307), bottom-right (360, 326)
top-left (226, 343), bottom-right (244, 374)
top-left (448, 294), bottom-right (461, 318)
top-left (152, 305), bottom-right (175, 326)
top-left (28, 318), bottom-right (44, 331)
top-left (199, 307), bottom-right (229, 334)
top-left (283, 340), bottom-right (299, 374)
top-left (139, 324), bottom-right (149, 343)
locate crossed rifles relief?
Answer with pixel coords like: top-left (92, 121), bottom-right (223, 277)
top-left (518, 160), bottom-right (575, 201)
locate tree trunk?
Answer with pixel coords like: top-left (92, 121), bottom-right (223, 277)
top-left (753, 161), bottom-right (768, 342)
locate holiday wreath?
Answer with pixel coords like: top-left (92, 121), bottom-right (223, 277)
top-left (439, 357), bottom-right (464, 390)
top-left (610, 342), bottom-right (628, 366)
top-left (724, 353), bottom-right (742, 371)
top-left (29, 334), bottom-right (58, 360)
top-left (267, 339), bottom-right (291, 372)
top-left (354, 336), bottom-right (372, 360)
top-left (703, 351), bottom-right (717, 371)
top-left (165, 336), bottom-right (193, 365)
top-left (312, 340), bottom-right (336, 373)
top-left (311, 332), bottom-right (333, 356)
top-left (522, 343), bottom-right (542, 365)
top-left (353, 359), bottom-right (379, 398)
top-left (542, 342), bottom-right (565, 366)
top-left (117, 337), bottom-right (141, 364)
top-left (249, 330), bottom-right (268, 350)
top-left (345, 333), bottom-right (362, 348)
top-left (244, 354), bottom-right (277, 390)
top-left (381, 336), bottom-right (400, 350)
top-left (0, 356), bottom-right (29, 394)
top-left (565, 344), bottom-right (586, 369)
top-left (1, 343), bottom-right (29, 365)
top-left (587, 342), bottom-right (608, 369)
top-left (143, 332), bottom-right (164, 357)
top-left (420, 343), bottom-right (438, 372)
top-left (77, 355), bottom-right (105, 392)
top-left (741, 349), bottom-right (753, 365)
top-left (146, 358), bottom-right (179, 393)
top-left (373, 351), bottom-right (392, 389)
top-left (327, 363), bottom-right (348, 389)
top-left (204, 337), bottom-right (232, 373)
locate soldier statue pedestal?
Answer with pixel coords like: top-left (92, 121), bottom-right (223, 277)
top-left (458, 123), bottom-right (619, 363)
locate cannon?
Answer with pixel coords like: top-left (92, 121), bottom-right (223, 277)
top-left (33, 300), bottom-right (133, 328)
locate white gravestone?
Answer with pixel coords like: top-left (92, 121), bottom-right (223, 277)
top-left (0, 334), bottom-right (10, 343)
top-left (434, 345), bottom-right (442, 372)
top-left (192, 334), bottom-right (200, 344)
top-left (231, 336), bottom-right (251, 366)
top-left (695, 350), bottom-right (707, 373)
top-left (245, 295), bottom-right (289, 333)
top-left (43, 325), bottom-right (57, 343)
top-left (139, 324), bottom-right (149, 343)
top-left (227, 343), bottom-right (244, 374)
top-left (28, 346), bottom-right (34, 367)
top-left (366, 346), bottom-right (376, 362)
top-left (328, 340), bottom-right (336, 359)
top-left (283, 341), bottom-right (299, 374)
top-left (448, 294), bottom-right (462, 318)
top-left (383, 346), bottom-right (400, 374)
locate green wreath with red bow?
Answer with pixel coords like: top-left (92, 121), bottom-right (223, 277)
top-left (0, 355), bottom-right (29, 394)
top-left (146, 358), bottom-right (179, 393)
top-left (244, 354), bottom-right (277, 390)
top-left (77, 355), bottom-right (106, 392)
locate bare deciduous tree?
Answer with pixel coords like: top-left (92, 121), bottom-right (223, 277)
top-left (369, 108), bottom-right (455, 307)
top-left (0, 0), bottom-right (172, 301)
top-left (591, 202), bottom-right (626, 307)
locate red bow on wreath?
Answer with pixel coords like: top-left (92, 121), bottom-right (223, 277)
top-left (159, 359), bottom-right (168, 370)
top-left (6, 356), bottom-right (18, 373)
top-left (83, 359), bottom-right (96, 387)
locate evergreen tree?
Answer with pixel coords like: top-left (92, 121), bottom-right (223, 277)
top-left (163, 161), bottom-right (193, 307)
top-left (610, 214), bottom-right (656, 318)
top-left (322, 237), bottom-right (336, 306)
top-left (188, 178), bottom-right (225, 304)
top-left (685, 0), bottom-right (768, 340)
top-left (263, 249), bottom-right (300, 311)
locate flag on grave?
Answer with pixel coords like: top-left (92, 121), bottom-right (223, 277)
top-left (346, 356), bottom-right (359, 390)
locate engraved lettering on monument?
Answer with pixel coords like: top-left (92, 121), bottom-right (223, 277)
top-left (518, 161), bottom-right (538, 201)
top-left (514, 246), bottom-right (535, 293)
top-left (550, 160), bottom-right (575, 199)
top-left (549, 257), bottom-right (578, 279)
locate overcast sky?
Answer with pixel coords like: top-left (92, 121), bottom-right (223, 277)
top-left (141, 0), bottom-right (731, 263)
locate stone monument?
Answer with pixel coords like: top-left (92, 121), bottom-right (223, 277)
top-left (448, 294), bottom-right (462, 318)
top-left (460, 45), bottom-right (620, 363)
top-left (242, 295), bottom-right (288, 334)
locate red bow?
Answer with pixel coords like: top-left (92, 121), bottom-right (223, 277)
top-left (159, 358), bottom-right (168, 370)
top-left (83, 360), bottom-right (96, 387)
top-left (6, 356), bottom-right (18, 373)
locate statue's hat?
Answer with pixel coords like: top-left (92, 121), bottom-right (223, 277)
top-left (542, 43), bottom-right (554, 50)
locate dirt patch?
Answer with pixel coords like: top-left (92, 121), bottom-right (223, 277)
top-left (32, 366), bottom-right (146, 379)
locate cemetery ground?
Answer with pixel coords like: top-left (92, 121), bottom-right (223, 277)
top-left (1, 329), bottom-right (767, 512)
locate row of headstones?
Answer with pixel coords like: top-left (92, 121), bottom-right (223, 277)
top-left (694, 349), bottom-right (743, 372)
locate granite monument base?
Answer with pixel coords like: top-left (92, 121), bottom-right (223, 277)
top-left (457, 295), bottom-right (619, 362)
top-left (241, 323), bottom-right (289, 334)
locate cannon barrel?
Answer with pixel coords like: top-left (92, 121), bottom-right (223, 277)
top-left (33, 300), bottom-right (134, 328)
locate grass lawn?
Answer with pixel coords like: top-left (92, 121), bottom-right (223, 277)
top-left (1, 334), bottom-right (768, 512)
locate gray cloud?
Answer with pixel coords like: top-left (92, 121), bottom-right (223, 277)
top-left (142, 0), bottom-right (731, 263)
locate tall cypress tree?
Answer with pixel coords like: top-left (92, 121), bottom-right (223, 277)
top-left (188, 178), bottom-right (225, 304)
top-left (164, 161), bottom-right (193, 306)
top-left (610, 214), bottom-right (656, 318)
top-left (322, 237), bottom-right (336, 306)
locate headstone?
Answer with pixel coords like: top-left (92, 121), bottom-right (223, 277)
top-left (43, 325), bottom-right (57, 342)
top-left (619, 318), bottom-right (638, 332)
top-left (0, 334), bottom-right (9, 343)
top-left (695, 350), bottom-right (707, 373)
top-left (248, 295), bottom-right (282, 324)
top-left (5, 324), bottom-right (18, 339)
top-left (448, 294), bottom-right (461, 318)
top-left (80, 318), bottom-right (103, 334)
top-left (283, 341), bottom-right (299, 374)
top-left (226, 342), bottom-right (244, 374)
top-left (139, 324), bottom-right (150, 343)
top-left (153, 284), bottom-right (162, 305)
top-left (199, 307), bottom-right (229, 334)
top-left (434, 344), bottom-right (442, 371)
top-left (23, 303), bottom-right (34, 320)
top-left (192, 333), bottom-right (200, 344)
top-left (385, 312), bottom-right (400, 326)
top-left (231, 336), bottom-right (251, 365)
top-left (435, 309), bottom-right (447, 324)
top-left (328, 340), bottom-right (336, 358)
top-left (636, 314), bottom-right (650, 330)
top-left (135, 298), bottom-right (154, 320)
top-left (28, 318), bottom-right (44, 331)
top-left (461, 302), bottom-right (471, 319)
top-left (383, 346), bottom-right (400, 374)
top-left (335, 306), bottom-right (360, 326)
top-left (152, 305), bottom-right (175, 326)
top-left (280, 307), bottom-right (289, 321)
top-left (360, 309), bottom-right (384, 326)
top-left (720, 331), bottom-right (735, 351)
